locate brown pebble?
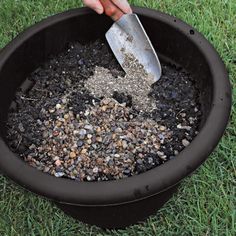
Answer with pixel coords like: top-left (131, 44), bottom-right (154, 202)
top-left (96, 127), bottom-right (101, 133)
top-left (56, 121), bottom-right (62, 127)
top-left (81, 149), bottom-right (87, 154)
top-left (96, 158), bottom-right (104, 165)
top-left (69, 152), bottom-right (76, 158)
top-left (96, 137), bottom-right (102, 142)
top-left (101, 105), bottom-right (107, 111)
top-left (117, 140), bottom-right (123, 147)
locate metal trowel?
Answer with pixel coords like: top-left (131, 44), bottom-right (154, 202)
top-left (100, 3), bottom-right (162, 82)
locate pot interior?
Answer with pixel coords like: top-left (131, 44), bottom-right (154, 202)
top-left (0, 12), bottom-right (212, 152)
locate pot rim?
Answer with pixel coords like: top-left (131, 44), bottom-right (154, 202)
top-left (0, 7), bottom-right (231, 206)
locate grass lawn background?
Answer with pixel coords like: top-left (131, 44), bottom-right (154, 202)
top-left (0, 0), bottom-right (235, 235)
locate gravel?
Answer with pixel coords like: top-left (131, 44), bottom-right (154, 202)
top-left (6, 40), bottom-right (202, 182)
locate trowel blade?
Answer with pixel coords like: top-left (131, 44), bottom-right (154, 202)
top-left (106, 14), bottom-right (162, 82)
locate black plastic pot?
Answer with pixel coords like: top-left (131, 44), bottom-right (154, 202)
top-left (0, 7), bottom-right (231, 229)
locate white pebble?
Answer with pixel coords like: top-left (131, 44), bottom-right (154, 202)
top-left (177, 124), bottom-right (182, 129)
top-left (73, 130), bottom-right (79, 135)
top-left (157, 151), bottom-right (165, 157)
top-left (55, 172), bottom-right (64, 177)
top-left (84, 125), bottom-right (93, 130)
top-left (87, 176), bottom-right (92, 181)
top-left (49, 109), bottom-right (55, 113)
top-left (56, 104), bottom-right (62, 109)
top-left (177, 124), bottom-right (192, 131)
top-left (182, 139), bottom-right (190, 147)
top-left (159, 126), bottom-right (166, 131)
top-left (84, 110), bottom-right (90, 116)
top-left (93, 167), bottom-right (99, 173)
top-left (79, 129), bottom-right (87, 136)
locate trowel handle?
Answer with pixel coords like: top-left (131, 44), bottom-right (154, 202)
top-left (100, 0), bottom-right (124, 21)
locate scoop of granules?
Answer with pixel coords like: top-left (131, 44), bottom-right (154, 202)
top-left (84, 54), bottom-right (156, 112)
top-left (22, 98), bottom-right (172, 181)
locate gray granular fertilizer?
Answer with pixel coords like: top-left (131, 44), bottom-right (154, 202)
top-left (85, 54), bottom-right (156, 112)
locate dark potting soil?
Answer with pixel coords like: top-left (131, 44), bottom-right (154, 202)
top-left (6, 40), bottom-right (202, 181)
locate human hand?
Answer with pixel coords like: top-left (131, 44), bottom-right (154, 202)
top-left (83, 0), bottom-right (132, 21)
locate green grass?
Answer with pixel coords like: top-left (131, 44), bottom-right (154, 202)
top-left (0, 0), bottom-right (235, 235)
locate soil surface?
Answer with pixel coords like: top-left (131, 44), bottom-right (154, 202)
top-left (7, 40), bottom-right (202, 181)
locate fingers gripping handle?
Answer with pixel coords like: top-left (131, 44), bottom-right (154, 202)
top-left (100, 0), bottom-right (124, 21)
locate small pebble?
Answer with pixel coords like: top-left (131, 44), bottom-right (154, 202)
top-left (96, 137), bottom-right (102, 142)
top-left (115, 127), bottom-right (122, 133)
top-left (92, 167), bottom-right (99, 174)
top-left (87, 176), bottom-right (92, 181)
top-left (84, 125), bottom-right (93, 130)
top-left (79, 129), bottom-right (87, 136)
top-left (159, 126), bottom-right (166, 131)
top-left (55, 172), bottom-right (64, 177)
top-left (96, 127), bottom-right (101, 133)
top-left (18, 123), bottom-right (25, 132)
top-left (69, 152), bottom-right (77, 158)
top-left (29, 144), bottom-right (36, 150)
top-left (96, 158), bottom-right (103, 165)
top-left (56, 104), bottom-right (62, 109)
top-left (84, 110), bottom-right (90, 116)
top-left (174, 150), bottom-right (179, 155)
top-left (123, 169), bottom-right (131, 176)
top-left (64, 114), bottom-right (69, 120)
top-left (122, 140), bottom-right (128, 149)
top-left (56, 121), bottom-right (62, 127)
top-left (182, 139), bottom-right (190, 147)
top-left (62, 98), bottom-right (67, 104)
top-left (77, 141), bottom-right (84, 147)
top-left (55, 160), bottom-right (62, 166)
top-left (49, 109), bottom-right (55, 113)
top-left (87, 139), bottom-right (92, 144)
top-left (81, 149), bottom-right (87, 154)
top-left (101, 106), bottom-right (107, 111)
top-left (53, 130), bottom-right (59, 137)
